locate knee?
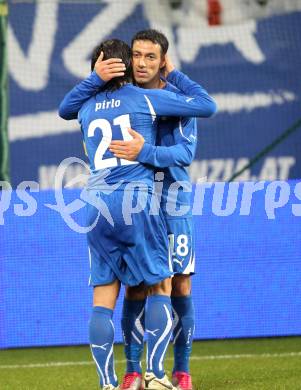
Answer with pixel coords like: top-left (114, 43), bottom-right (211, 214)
top-left (171, 275), bottom-right (191, 297)
top-left (125, 284), bottom-right (147, 300)
top-left (148, 277), bottom-right (172, 296)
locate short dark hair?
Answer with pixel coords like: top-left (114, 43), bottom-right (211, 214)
top-left (131, 29), bottom-right (169, 56)
top-left (90, 39), bottom-right (132, 92)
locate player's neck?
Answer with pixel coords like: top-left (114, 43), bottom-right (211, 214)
top-left (140, 77), bottom-right (166, 90)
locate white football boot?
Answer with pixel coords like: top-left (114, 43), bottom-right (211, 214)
top-left (144, 372), bottom-right (177, 390)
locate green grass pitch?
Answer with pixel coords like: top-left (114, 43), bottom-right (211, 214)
top-left (1, 337), bottom-right (301, 389)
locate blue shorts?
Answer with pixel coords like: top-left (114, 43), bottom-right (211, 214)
top-left (166, 217), bottom-right (195, 275)
top-left (86, 189), bottom-right (172, 287)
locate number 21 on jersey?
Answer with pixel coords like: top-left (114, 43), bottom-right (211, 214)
top-left (87, 114), bottom-right (138, 170)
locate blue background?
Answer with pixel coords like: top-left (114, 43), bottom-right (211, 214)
top-left (1, 182), bottom-right (300, 348)
top-left (8, 3), bottom-right (301, 186)
top-left (3, 2), bottom-right (301, 349)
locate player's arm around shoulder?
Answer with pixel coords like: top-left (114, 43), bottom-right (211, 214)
top-left (58, 52), bottom-right (126, 120)
top-left (144, 83), bottom-right (217, 119)
top-left (163, 55), bottom-right (217, 117)
top-left (58, 71), bottom-right (104, 120)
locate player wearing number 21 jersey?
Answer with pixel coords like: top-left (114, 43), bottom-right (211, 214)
top-left (78, 77), bottom-right (215, 188)
top-left (60, 58), bottom-right (217, 288)
top-left (75, 75), bottom-right (216, 286)
top-left (59, 38), bottom-right (216, 390)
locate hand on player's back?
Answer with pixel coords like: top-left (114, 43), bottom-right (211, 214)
top-left (94, 51), bottom-right (126, 82)
top-left (161, 54), bottom-right (175, 79)
top-left (109, 129), bottom-right (145, 161)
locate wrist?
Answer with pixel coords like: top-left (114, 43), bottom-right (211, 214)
top-left (91, 70), bottom-right (106, 86)
top-left (137, 142), bottom-right (152, 163)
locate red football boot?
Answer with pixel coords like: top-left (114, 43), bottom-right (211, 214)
top-left (172, 371), bottom-right (193, 390)
top-left (121, 372), bottom-right (143, 390)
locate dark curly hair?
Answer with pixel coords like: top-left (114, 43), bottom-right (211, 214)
top-left (91, 39), bottom-right (133, 92)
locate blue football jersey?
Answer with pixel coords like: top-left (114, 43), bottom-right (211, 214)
top-left (160, 81), bottom-right (197, 217)
top-left (136, 71), bottom-right (200, 217)
top-left (78, 82), bottom-right (216, 188)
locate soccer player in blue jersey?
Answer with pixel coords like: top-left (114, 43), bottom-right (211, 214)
top-left (59, 38), bottom-right (216, 390)
top-left (109, 30), bottom-right (200, 390)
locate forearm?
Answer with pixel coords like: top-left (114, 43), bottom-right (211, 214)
top-left (150, 77), bottom-right (217, 118)
top-left (59, 71), bottom-right (105, 120)
top-left (137, 143), bottom-right (193, 168)
top-left (167, 69), bottom-right (210, 99)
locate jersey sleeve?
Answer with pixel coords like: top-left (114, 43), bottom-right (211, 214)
top-left (167, 69), bottom-right (211, 98)
top-left (137, 117), bottom-right (197, 168)
top-left (58, 71), bottom-right (105, 120)
top-left (143, 82), bottom-right (217, 119)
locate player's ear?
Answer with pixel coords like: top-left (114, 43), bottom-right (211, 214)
top-left (160, 55), bottom-right (166, 70)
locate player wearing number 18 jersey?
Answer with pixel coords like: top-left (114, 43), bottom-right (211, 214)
top-left (59, 38), bottom-right (216, 389)
top-left (78, 64), bottom-right (215, 289)
top-left (110, 30), bottom-right (205, 390)
top-left (77, 45), bottom-right (216, 285)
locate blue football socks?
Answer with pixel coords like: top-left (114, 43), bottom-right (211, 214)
top-left (89, 306), bottom-right (118, 387)
top-left (121, 298), bottom-right (146, 374)
top-left (145, 295), bottom-right (173, 378)
top-left (171, 295), bottom-right (195, 373)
